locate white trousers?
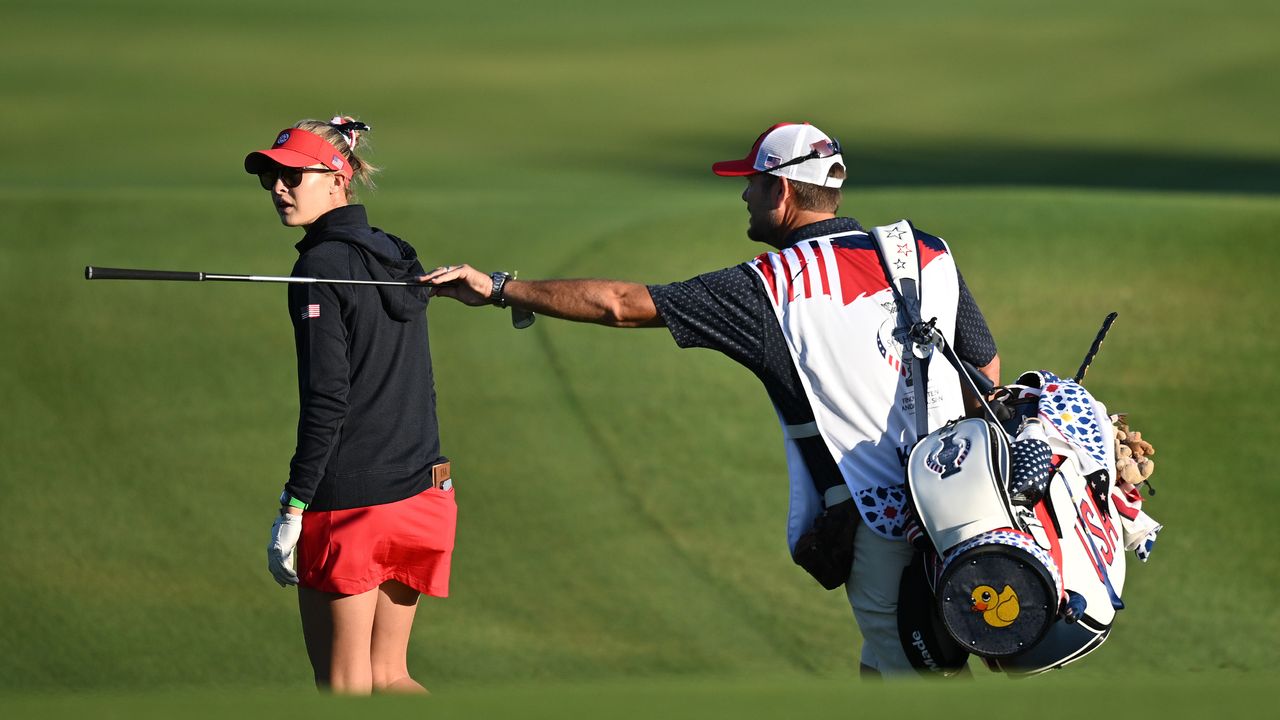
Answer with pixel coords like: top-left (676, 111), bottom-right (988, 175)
top-left (844, 527), bottom-right (916, 673)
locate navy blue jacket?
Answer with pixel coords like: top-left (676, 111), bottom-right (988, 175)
top-left (284, 204), bottom-right (443, 511)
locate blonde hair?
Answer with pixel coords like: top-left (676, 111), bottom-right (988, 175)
top-left (293, 116), bottom-right (380, 200)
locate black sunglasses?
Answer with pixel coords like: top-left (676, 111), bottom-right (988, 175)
top-left (257, 166), bottom-right (334, 190)
top-left (759, 138), bottom-right (842, 174)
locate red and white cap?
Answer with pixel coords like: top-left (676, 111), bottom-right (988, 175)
top-left (244, 128), bottom-right (353, 180)
top-left (712, 122), bottom-right (844, 188)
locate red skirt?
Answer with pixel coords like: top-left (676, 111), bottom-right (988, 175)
top-left (297, 486), bottom-right (456, 597)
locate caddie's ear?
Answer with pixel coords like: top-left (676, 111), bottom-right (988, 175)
top-left (774, 176), bottom-right (792, 205)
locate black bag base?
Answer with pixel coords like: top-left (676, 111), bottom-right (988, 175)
top-left (937, 544), bottom-right (1057, 658)
top-left (898, 551), bottom-right (971, 676)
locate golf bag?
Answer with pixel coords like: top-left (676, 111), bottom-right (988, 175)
top-left (899, 370), bottom-right (1161, 676)
top-left (857, 221), bottom-right (1160, 675)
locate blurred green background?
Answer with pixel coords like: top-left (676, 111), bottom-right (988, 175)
top-left (2, 0), bottom-right (1278, 714)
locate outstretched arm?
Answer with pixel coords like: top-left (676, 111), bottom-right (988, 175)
top-left (420, 264), bottom-right (664, 328)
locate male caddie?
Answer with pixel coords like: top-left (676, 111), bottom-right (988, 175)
top-left (424, 122), bottom-right (1000, 676)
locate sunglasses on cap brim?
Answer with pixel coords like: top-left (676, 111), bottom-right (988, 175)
top-left (760, 138), bottom-right (842, 174)
top-left (257, 166), bottom-right (336, 190)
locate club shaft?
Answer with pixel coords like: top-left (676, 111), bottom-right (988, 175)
top-left (205, 274), bottom-right (421, 287)
top-left (86, 266), bottom-right (421, 287)
top-left (86, 264), bottom-right (535, 328)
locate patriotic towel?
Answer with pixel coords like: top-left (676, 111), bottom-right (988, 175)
top-left (1115, 489), bottom-right (1163, 562)
top-left (1024, 370), bottom-right (1112, 477)
top-left (1134, 523), bottom-right (1162, 563)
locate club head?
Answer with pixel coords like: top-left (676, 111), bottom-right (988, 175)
top-left (512, 308), bottom-right (535, 329)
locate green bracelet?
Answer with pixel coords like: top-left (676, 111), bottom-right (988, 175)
top-left (279, 491), bottom-right (308, 510)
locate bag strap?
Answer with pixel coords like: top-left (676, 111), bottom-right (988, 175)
top-left (871, 221), bottom-right (931, 441)
top-left (870, 221), bottom-right (1004, 440)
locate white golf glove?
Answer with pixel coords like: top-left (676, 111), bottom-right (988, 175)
top-left (267, 512), bottom-right (303, 587)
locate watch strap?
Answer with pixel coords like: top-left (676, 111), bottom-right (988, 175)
top-left (490, 271), bottom-right (512, 308)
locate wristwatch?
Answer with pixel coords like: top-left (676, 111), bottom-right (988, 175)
top-left (489, 271), bottom-right (513, 308)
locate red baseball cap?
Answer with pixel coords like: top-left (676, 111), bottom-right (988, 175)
top-left (712, 122), bottom-right (845, 188)
top-left (244, 128), bottom-right (353, 180)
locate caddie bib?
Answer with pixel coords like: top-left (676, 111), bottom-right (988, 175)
top-left (748, 222), bottom-right (965, 543)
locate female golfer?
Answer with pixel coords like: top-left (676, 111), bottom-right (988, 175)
top-left (247, 116), bottom-right (454, 694)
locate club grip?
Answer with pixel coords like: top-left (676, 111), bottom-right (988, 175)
top-left (961, 359), bottom-right (995, 395)
top-left (85, 266), bottom-right (204, 282)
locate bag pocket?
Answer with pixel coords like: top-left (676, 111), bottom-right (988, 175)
top-left (792, 499), bottom-right (858, 590)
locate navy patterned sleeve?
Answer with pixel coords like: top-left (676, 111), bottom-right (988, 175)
top-left (954, 271), bottom-right (997, 367)
top-left (646, 264), bottom-right (770, 369)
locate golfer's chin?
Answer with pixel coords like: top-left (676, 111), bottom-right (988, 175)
top-left (746, 220), bottom-right (783, 248)
top-left (276, 206), bottom-right (308, 228)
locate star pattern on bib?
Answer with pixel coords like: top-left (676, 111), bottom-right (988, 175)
top-left (856, 485), bottom-right (908, 537)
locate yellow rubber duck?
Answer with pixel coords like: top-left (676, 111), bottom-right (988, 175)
top-left (971, 584), bottom-right (1020, 627)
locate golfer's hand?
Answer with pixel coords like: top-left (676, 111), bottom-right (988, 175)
top-left (267, 511), bottom-right (302, 587)
top-left (419, 264), bottom-right (493, 306)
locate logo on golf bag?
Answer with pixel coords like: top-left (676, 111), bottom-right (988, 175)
top-left (925, 431), bottom-right (970, 478)
top-left (972, 584), bottom-right (1021, 628)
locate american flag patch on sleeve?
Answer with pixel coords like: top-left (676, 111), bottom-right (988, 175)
top-left (301, 303), bottom-right (320, 319)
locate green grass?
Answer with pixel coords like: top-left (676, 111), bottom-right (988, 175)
top-left (2, 674), bottom-right (1275, 720)
top-left (2, 0), bottom-right (1278, 710)
top-left (4, 186), bottom-right (1276, 691)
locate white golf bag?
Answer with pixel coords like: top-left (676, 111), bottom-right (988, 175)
top-left (862, 222), bottom-right (1160, 675)
top-left (903, 370), bottom-right (1161, 675)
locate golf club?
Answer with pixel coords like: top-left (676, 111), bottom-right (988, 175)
top-left (1074, 312), bottom-right (1118, 383)
top-left (84, 265), bottom-right (536, 328)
